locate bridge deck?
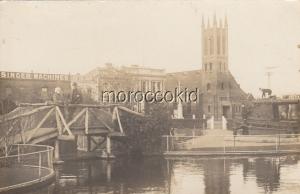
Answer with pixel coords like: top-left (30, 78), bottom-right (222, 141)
top-left (0, 104), bottom-right (136, 147)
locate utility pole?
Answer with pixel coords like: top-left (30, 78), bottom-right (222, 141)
top-left (265, 66), bottom-right (278, 90)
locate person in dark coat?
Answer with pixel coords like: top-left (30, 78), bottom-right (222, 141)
top-left (68, 82), bottom-right (82, 120)
top-left (70, 82), bottom-right (82, 104)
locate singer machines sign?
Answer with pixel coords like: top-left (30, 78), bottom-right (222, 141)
top-left (0, 71), bottom-right (71, 103)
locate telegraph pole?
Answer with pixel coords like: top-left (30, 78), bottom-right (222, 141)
top-left (265, 66), bottom-right (278, 90)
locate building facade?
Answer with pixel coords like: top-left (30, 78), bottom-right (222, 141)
top-left (73, 63), bottom-right (165, 112)
top-left (0, 71), bottom-right (71, 114)
top-left (165, 16), bottom-right (247, 120)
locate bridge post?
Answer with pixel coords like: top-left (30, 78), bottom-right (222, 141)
top-left (106, 161), bottom-right (112, 182)
top-left (54, 139), bottom-right (60, 162)
top-left (106, 136), bottom-right (111, 155)
top-left (87, 135), bottom-right (92, 152)
top-left (54, 108), bottom-right (64, 164)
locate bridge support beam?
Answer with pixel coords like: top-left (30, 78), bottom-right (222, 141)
top-left (54, 140), bottom-right (64, 164)
top-left (87, 136), bottom-right (92, 152)
top-left (106, 136), bottom-right (111, 155)
top-left (101, 135), bottom-right (115, 159)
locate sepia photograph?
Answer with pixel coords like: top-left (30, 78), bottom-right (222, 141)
top-left (0, 0), bottom-right (300, 193)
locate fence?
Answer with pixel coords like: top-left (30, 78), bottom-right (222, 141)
top-left (0, 144), bottom-right (54, 193)
top-left (162, 134), bottom-right (300, 154)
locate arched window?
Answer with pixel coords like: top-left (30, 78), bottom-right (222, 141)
top-left (207, 83), bottom-right (211, 91)
top-left (219, 63), bottom-right (222, 72)
top-left (221, 82), bottom-right (224, 90)
top-left (209, 63), bottom-right (212, 71)
top-left (205, 64), bottom-right (207, 71)
top-left (208, 105), bottom-right (211, 113)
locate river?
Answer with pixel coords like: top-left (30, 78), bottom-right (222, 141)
top-left (26, 155), bottom-right (300, 194)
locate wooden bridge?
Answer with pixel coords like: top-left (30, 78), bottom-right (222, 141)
top-left (0, 103), bottom-right (143, 160)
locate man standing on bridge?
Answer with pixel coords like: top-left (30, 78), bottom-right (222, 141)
top-left (68, 82), bottom-right (82, 120)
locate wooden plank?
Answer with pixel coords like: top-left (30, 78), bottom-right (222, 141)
top-left (31, 133), bottom-right (58, 144)
top-left (1, 106), bottom-right (53, 123)
top-left (58, 135), bottom-right (75, 141)
top-left (72, 129), bottom-right (109, 135)
top-left (117, 106), bottom-right (144, 117)
top-left (26, 107), bottom-right (55, 142)
top-left (56, 106), bottom-right (74, 137)
top-left (63, 108), bottom-right (86, 133)
top-left (115, 107), bottom-right (124, 134)
top-left (56, 109), bottom-right (62, 135)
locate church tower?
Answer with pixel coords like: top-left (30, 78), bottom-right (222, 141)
top-left (202, 14), bottom-right (228, 74)
top-left (201, 15), bottom-right (232, 121)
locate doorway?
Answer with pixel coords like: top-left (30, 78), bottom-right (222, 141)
top-left (222, 105), bottom-right (230, 118)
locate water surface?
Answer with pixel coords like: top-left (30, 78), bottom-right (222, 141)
top-left (26, 155), bottom-right (300, 194)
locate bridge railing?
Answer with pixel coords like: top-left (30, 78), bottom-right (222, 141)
top-left (0, 144), bottom-right (54, 192)
top-left (162, 134), bottom-right (300, 154)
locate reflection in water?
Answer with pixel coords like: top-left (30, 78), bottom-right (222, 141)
top-left (25, 155), bottom-right (300, 194)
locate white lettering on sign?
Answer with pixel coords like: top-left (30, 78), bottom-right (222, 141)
top-left (0, 71), bottom-right (70, 81)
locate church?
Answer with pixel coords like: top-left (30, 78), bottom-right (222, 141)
top-left (165, 15), bottom-right (248, 121)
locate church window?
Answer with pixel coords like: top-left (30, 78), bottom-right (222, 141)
top-left (221, 82), bottom-right (225, 90)
top-left (205, 64), bottom-right (207, 71)
top-left (208, 105), bottom-right (211, 113)
top-left (219, 63), bottom-right (222, 72)
top-left (209, 63), bottom-right (212, 71)
top-left (206, 83), bottom-right (211, 91)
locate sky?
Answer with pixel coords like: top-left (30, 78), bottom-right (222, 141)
top-left (0, 0), bottom-right (300, 97)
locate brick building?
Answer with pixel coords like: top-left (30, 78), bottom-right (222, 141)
top-left (0, 71), bottom-right (71, 113)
